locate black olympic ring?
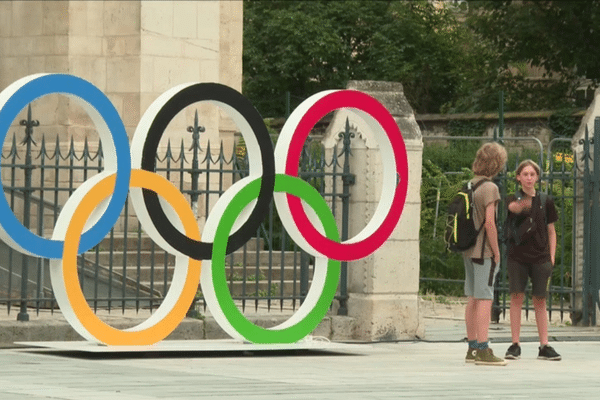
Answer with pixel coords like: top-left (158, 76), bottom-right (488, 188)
top-left (139, 83), bottom-right (275, 260)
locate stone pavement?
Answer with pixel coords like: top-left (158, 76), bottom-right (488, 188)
top-left (1, 340), bottom-right (599, 399)
top-left (2, 298), bottom-right (600, 399)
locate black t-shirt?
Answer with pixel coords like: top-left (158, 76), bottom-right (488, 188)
top-left (506, 191), bottom-right (558, 264)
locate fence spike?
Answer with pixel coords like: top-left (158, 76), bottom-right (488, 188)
top-left (158, 138), bottom-right (172, 163)
top-left (179, 138), bottom-right (187, 163)
top-left (53, 134), bottom-right (60, 159)
top-left (205, 139), bottom-right (213, 163)
top-left (68, 136), bottom-right (76, 160)
top-left (38, 134), bottom-right (48, 159)
top-left (7, 132), bottom-right (19, 159)
top-left (83, 136), bottom-right (90, 158)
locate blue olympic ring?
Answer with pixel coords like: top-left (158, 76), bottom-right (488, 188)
top-left (0, 74), bottom-right (131, 259)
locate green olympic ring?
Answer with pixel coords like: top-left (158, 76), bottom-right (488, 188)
top-left (207, 174), bottom-right (340, 343)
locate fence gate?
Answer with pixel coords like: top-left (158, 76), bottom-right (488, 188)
top-left (576, 118), bottom-right (600, 325)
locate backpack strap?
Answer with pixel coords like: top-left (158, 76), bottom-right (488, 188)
top-left (470, 178), bottom-right (490, 231)
top-left (470, 178), bottom-right (489, 192)
top-left (526, 190), bottom-right (547, 223)
top-left (480, 228), bottom-right (487, 260)
top-left (471, 178), bottom-right (491, 260)
top-left (539, 191), bottom-right (548, 226)
top-left (536, 192), bottom-right (550, 247)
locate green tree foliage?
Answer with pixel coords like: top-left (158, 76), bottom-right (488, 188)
top-left (466, 0), bottom-right (600, 111)
top-left (243, 0), bottom-right (487, 116)
top-left (419, 157), bottom-right (471, 295)
top-left (244, 1), bottom-right (599, 116)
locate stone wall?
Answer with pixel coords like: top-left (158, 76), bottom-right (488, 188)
top-left (0, 0), bottom-right (242, 148)
top-left (418, 111), bottom-right (583, 150)
top-left (0, 0), bottom-right (243, 230)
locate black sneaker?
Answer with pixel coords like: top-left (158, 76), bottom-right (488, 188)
top-left (505, 343), bottom-right (521, 360)
top-left (538, 345), bottom-right (561, 361)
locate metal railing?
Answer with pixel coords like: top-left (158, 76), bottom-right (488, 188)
top-left (0, 107), bottom-right (355, 320)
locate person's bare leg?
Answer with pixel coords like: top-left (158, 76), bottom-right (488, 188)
top-left (533, 296), bottom-right (549, 346)
top-left (465, 296), bottom-right (477, 342)
top-left (475, 298), bottom-right (493, 343)
top-left (510, 293), bottom-right (524, 344)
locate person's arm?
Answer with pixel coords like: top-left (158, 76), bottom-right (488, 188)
top-left (508, 195), bottom-right (531, 214)
top-left (485, 201), bottom-right (500, 264)
top-left (548, 222), bottom-right (556, 265)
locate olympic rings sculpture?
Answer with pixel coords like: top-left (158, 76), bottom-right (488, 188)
top-left (0, 74), bottom-right (409, 346)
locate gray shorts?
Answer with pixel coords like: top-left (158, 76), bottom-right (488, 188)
top-left (463, 257), bottom-right (499, 300)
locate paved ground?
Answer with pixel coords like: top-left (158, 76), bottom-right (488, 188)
top-left (1, 298), bottom-right (600, 399)
top-left (1, 340), bottom-right (599, 399)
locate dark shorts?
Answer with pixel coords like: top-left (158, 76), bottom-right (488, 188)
top-left (507, 258), bottom-right (553, 298)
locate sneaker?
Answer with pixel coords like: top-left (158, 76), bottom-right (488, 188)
top-left (474, 348), bottom-right (507, 366)
top-left (465, 347), bottom-right (477, 363)
top-left (538, 345), bottom-right (561, 361)
top-left (505, 343), bottom-right (521, 360)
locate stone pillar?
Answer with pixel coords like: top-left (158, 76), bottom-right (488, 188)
top-left (323, 81), bottom-right (424, 341)
top-left (218, 0), bottom-right (243, 146)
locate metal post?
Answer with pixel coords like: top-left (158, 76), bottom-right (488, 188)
top-left (432, 178), bottom-right (442, 238)
top-left (591, 117), bottom-right (600, 325)
top-left (498, 90), bottom-right (504, 141)
top-left (582, 126), bottom-right (592, 325)
top-left (187, 110), bottom-right (205, 218)
top-left (17, 105), bottom-right (38, 322)
top-left (300, 250), bottom-right (309, 302)
top-left (492, 168), bottom-right (507, 323)
top-left (186, 110), bottom-right (204, 317)
top-left (337, 118), bottom-right (355, 316)
top-left (491, 91), bottom-right (505, 322)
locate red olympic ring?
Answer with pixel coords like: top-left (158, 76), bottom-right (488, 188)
top-left (275, 90), bottom-right (409, 261)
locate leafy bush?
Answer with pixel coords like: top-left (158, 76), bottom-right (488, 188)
top-left (420, 144), bottom-right (477, 296)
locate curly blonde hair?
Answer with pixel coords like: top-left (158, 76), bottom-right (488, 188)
top-left (472, 142), bottom-right (507, 177)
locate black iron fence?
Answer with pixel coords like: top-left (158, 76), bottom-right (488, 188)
top-left (0, 107), bottom-right (355, 320)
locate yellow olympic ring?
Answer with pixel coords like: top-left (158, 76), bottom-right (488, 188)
top-left (51, 169), bottom-right (201, 346)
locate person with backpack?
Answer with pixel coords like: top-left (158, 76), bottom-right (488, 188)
top-left (461, 142), bottom-right (507, 366)
top-left (504, 160), bottom-right (561, 361)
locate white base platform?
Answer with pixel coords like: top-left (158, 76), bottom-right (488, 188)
top-left (15, 338), bottom-right (364, 353)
